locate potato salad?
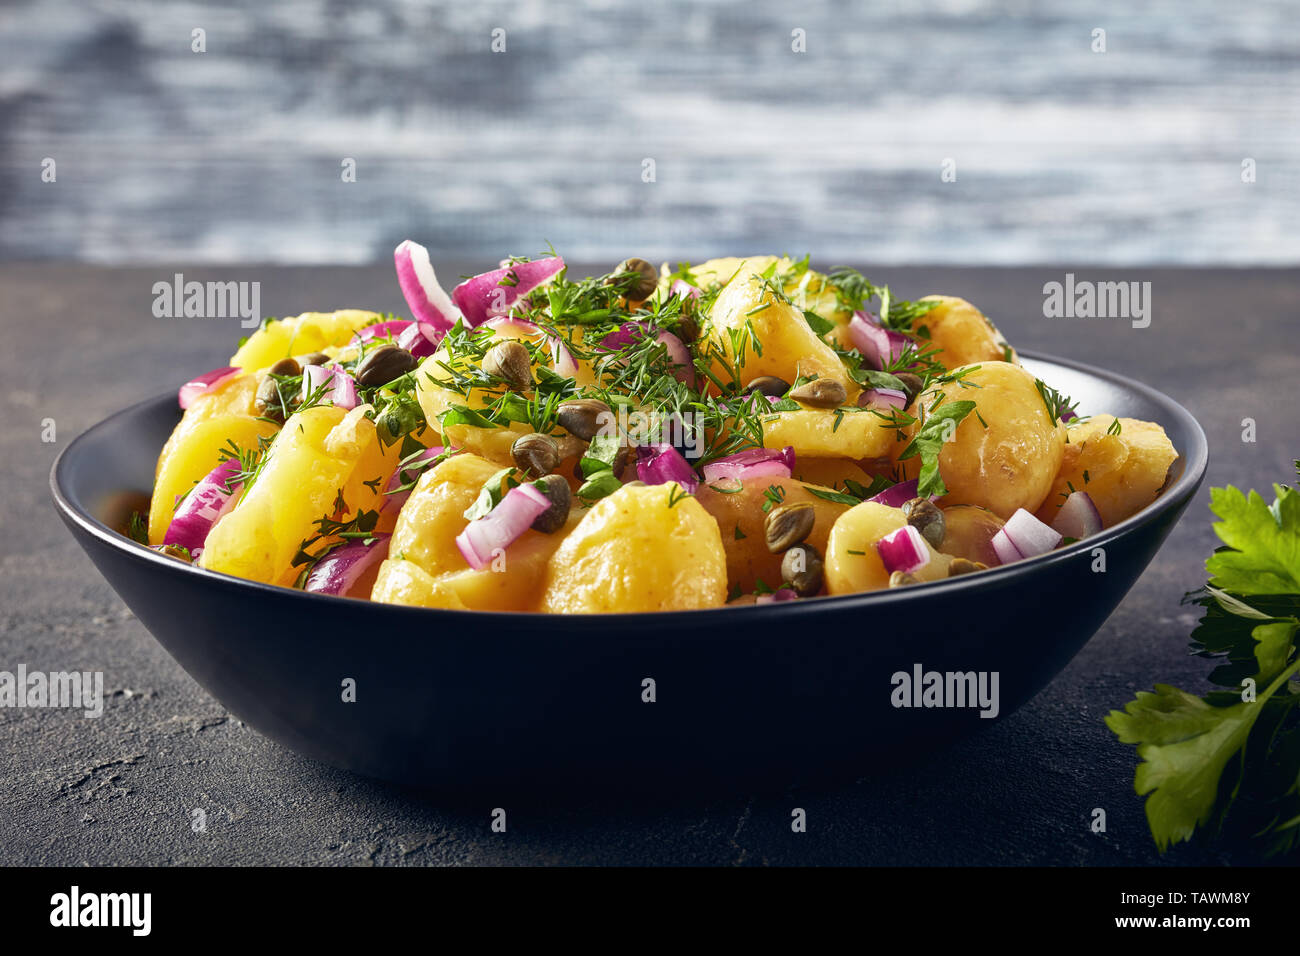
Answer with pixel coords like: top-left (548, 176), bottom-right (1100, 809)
top-left (135, 244), bottom-right (1178, 612)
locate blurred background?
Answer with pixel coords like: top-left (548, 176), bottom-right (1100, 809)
top-left (1, 0), bottom-right (1297, 265)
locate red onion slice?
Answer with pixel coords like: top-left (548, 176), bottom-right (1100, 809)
top-left (848, 313), bottom-right (912, 370)
top-left (867, 478), bottom-right (919, 509)
top-left (394, 239), bottom-right (463, 348)
top-left (635, 444), bottom-right (699, 493)
top-left (1002, 508), bottom-right (1062, 558)
top-left (451, 256), bottom-right (565, 327)
top-left (859, 387), bottom-right (908, 410)
top-left (701, 446), bottom-right (794, 483)
top-left (670, 279), bottom-right (702, 299)
top-left (352, 320), bottom-right (413, 346)
top-left (305, 534), bottom-right (391, 597)
top-left (455, 482), bottom-right (551, 571)
top-left (382, 446), bottom-right (446, 513)
top-left (163, 457), bottom-right (244, 551)
top-left (302, 364), bottom-right (359, 410)
top-left (1051, 491), bottom-right (1103, 539)
top-left (876, 524), bottom-right (931, 574)
top-left (178, 366), bottom-right (241, 410)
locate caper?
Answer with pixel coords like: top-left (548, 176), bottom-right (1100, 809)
top-left (355, 344), bottom-right (417, 388)
top-left (948, 558), bottom-right (987, 577)
top-left (781, 543), bottom-right (824, 597)
top-left (556, 398), bottom-right (614, 441)
top-left (901, 497), bottom-right (945, 547)
top-left (511, 432), bottom-right (561, 477)
top-left (889, 570), bottom-right (919, 588)
top-left (764, 502), bottom-right (815, 554)
top-left (894, 372), bottom-right (924, 405)
top-left (269, 357), bottom-right (301, 377)
top-left (254, 374), bottom-right (288, 423)
top-left (482, 340), bottom-right (533, 391)
top-left (788, 378), bottom-right (847, 409)
top-left (674, 314), bottom-right (701, 344)
top-left (610, 257), bottom-right (658, 300)
top-left (300, 352), bottom-right (330, 366)
top-left (530, 474), bottom-right (571, 534)
top-left (744, 375), bottom-right (790, 399)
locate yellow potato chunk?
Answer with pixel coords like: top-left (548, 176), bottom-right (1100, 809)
top-left (370, 557), bottom-right (464, 609)
top-left (229, 310), bottom-right (383, 372)
top-left (1035, 415), bottom-right (1177, 528)
top-left (825, 502), bottom-right (950, 594)
top-left (696, 477), bottom-right (850, 593)
top-left (148, 414), bottom-right (278, 544)
top-left (199, 405), bottom-right (375, 585)
top-left (705, 265), bottom-right (855, 396)
top-left (902, 361), bottom-right (1066, 519)
top-left (762, 409), bottom-right (898, 460)
top-left (388, 453), bottom-right (510, 577)
top-left (541, 483), bottom-right (727, 613)
top-left (790, 458), bottom-right (874, 489)
top-left (916, 296), bottom-right (1017, 369)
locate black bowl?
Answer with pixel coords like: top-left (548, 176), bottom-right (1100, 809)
top-left (52, 352), bottom-right (1207, 793)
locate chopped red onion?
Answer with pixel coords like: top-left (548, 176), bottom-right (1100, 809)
top-left (451, 256), bottom-right (565, 327)
top-left (1051, 491), bottom-right (1103, 539)
top-left (178, 366), bottom-right (241, 410)
top-left (455, 482), bottom-right (551, 571)
top-left (305, 534), bottom-right (391, 597)
top-left (302, 364), bottom-right (358, 410)
top-left (701, 446), bottom-right (795, 483)
top-left (670, 279), bottom-right (702, 299)
top-left (163, 457), bottom-right (243, 552)
top-left (848, 313), bottom-right (912, 370)
top-left (876, 524), bottom-right (931, 574)
top-left (635, 443), bottom-right (699, 493)
top-left (1002, 508), bottom-right (1062, 558)
top-left (395, 320), bottom-right (440, 360)
top-left (394, 240), bottom-right (464, 342)
top-left (859, 387), bottom-right (908, 410)
top-left (755, 588), bottom-right (799, 605)
top-left (990, 529), bottom-right (1023, 566)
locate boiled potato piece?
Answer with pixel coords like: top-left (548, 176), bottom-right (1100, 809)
top-left (705, 265), bottom-right (855, 397)
top-left (199, 405), bottom-right (375, 585)
top-left (762, 409), bottom-right (897, 460)
top-left (915, 296), bottom-right (1017, 369)
top-left (902, 362), bottom-right (1066, 519)
top-left (370, 556), bottom-right (463, 609)
top-left (825, 502), bottom-right (950, 594)
top-left (791, 457), bottom-right (874, 489)
top-left (149, 413), bottom-right (278, 544)
top-left (541, 483), bottom-right (727, 613)
top-left (388, 453), bottom-right (511, 578)
top-left (1034, 415), bottom-right (1176, 528)
top-left (696, 477), bottom-right (850, 593)
top-left (229, 310), bottom-right (383, 372)
top-left (937, 504), bottom-right (1005, 566)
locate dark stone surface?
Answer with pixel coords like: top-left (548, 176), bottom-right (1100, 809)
top-left (3, 263), bottom-right (1297, 866)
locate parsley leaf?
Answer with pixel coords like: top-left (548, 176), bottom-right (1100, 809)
top-left (896, 400), bottom-right (976, 498)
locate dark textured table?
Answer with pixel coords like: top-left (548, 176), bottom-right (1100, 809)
top-left (3, 263), bottom-right (1296, 866)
